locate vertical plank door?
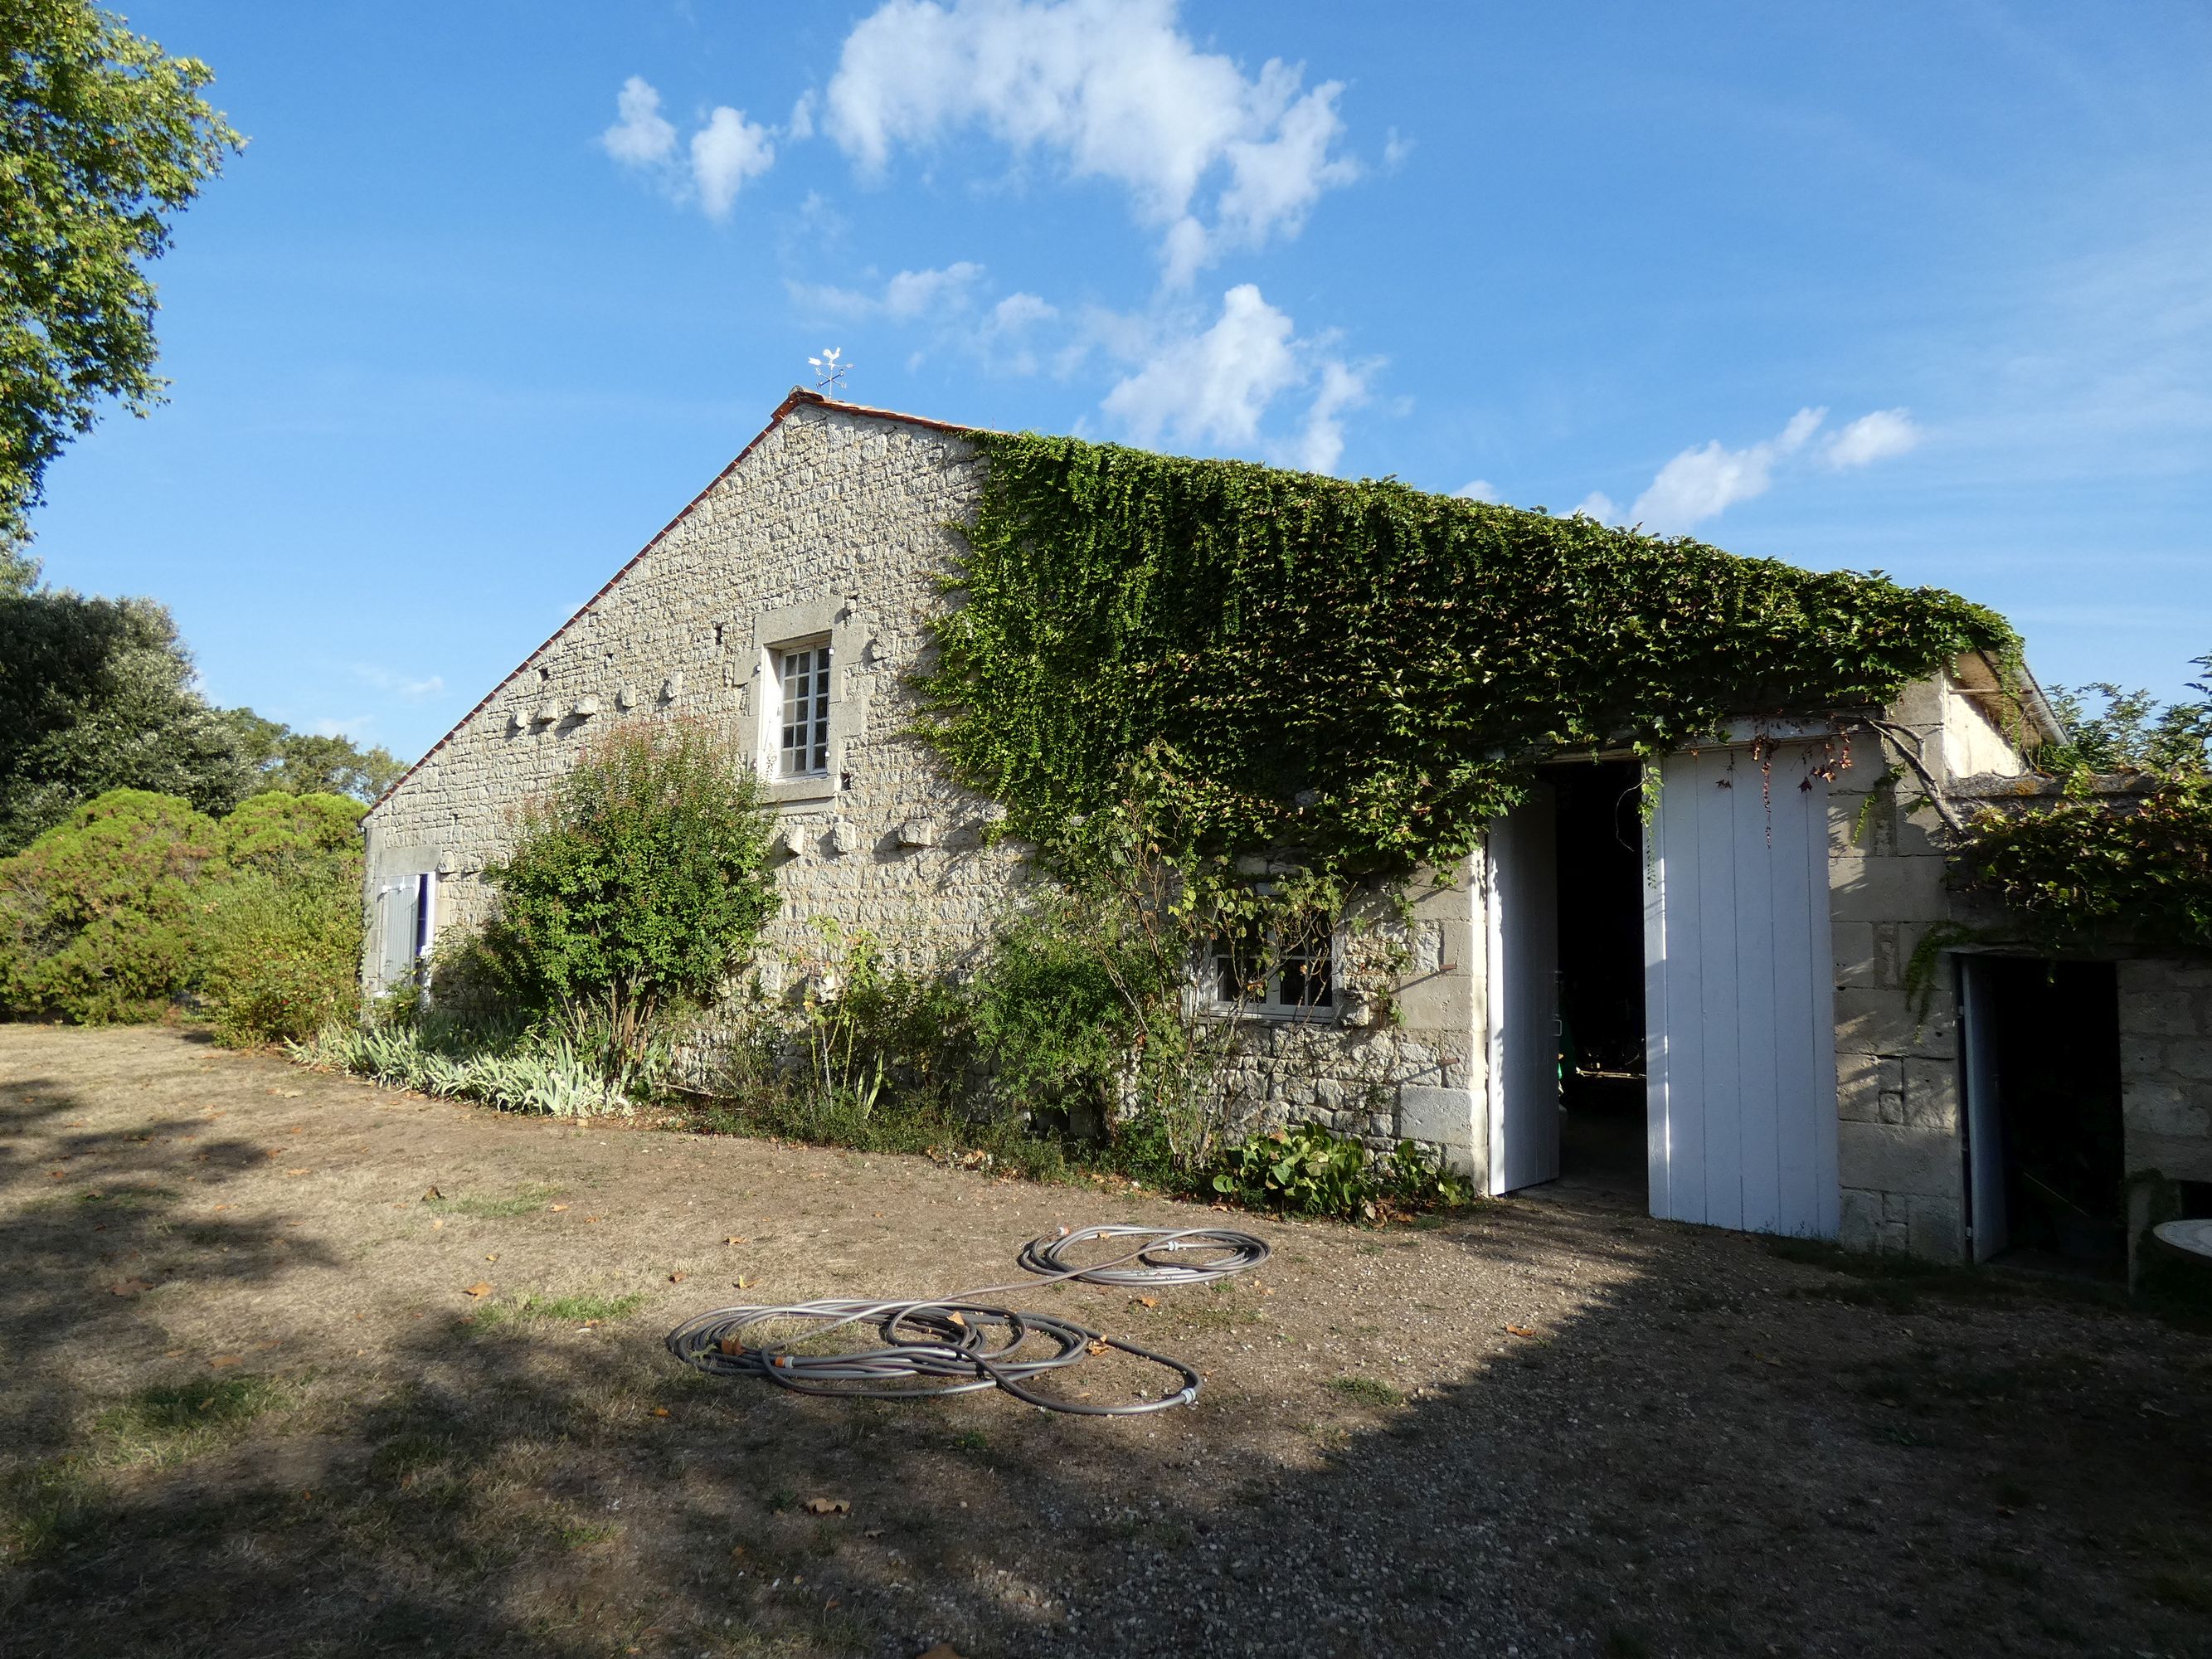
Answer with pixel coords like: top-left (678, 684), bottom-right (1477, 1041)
top-left (1486, 782), bottom-right (1561, 1194)
top-left (1644, 746), bottom-right (1840, 1238)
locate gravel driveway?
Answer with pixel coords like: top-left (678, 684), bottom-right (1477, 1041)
top-left (2, 1024), bottom-right (2207, 1658)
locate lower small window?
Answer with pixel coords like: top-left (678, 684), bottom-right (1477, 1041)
top-left (1210, 918), bottom-right (1334, 1014)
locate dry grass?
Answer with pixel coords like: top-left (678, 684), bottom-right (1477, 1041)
top-left (2, 1024), bottom-right (2209, 1659)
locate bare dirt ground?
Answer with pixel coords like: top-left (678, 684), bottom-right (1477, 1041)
top-left (2, 1024), bottom-right (2209, 1659)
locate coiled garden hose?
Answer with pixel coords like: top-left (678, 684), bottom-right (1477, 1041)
top-left (664, 1224), bottom-right (1269, 1416)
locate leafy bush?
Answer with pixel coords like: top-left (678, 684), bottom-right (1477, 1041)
top-left (0, 786), bottom-right (366, 1034)
top-left (0, 789), bottom-right (218, 1021)
top-left (288, 1017), bottom-right (634, 1118)
top-left (970, 896), bottom-right (1155, 1138)
top-left (482, 722), bottom-right (775, 1064)
top-left (197, 792), bottom-right (365, 1044)
top-left (1208, 1121), bottom-right (1474, 1221)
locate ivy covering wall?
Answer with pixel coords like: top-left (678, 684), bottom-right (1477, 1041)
top-left (922, 432), bottom-right (2019, 880)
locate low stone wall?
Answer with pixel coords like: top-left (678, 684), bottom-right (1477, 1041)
top-left (2117, 956), bottom-right (2212, 1185)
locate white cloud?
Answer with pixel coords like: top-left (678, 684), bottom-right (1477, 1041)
top-left (1629, 407), bottom-right (1826, 532)
top-left (600, 79), bottom-right (775, 216)
top-left (602, 75), bottom-right (677, 166)
top-left (824, 0), bottom-right (1356, 283)
top-left (1455, 479), bottom-right (1498, 503)
top-left (787, 90), bottom-right (816, 142)
top-left (1383, 127), bottom-right (1414, 169)
top-left (991, 291), bottom-right (1057, 332)
top-left (1100, 283), bottom-right (1368, 473)
top-left (691, 107), bottom-right (775, 217)
top-left (1295, 358), bottom-right (1370, 475)
top-left (882, 260), bottom-right (985, 319)
top-left (790, 260), bottom-right (987, 321)
top-left (352, 664), bottom-right (445, 701)
top-left (1572, 491), bottom-right (1621, 523)
top-left (1826, 406), bottom-right (1920, 468)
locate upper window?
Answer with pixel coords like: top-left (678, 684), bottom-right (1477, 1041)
top-left (777, 642), bottom-right (831, 778)
top-left (1210, 917), bottom-right (1334, 1014)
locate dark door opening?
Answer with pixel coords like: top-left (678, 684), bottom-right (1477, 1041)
top-left (1961, 956), bottom-right (2127, 1274)
top-left (1550, 760), bottom-right (1648, 1196)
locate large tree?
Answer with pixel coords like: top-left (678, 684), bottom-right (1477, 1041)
top-left (0, 585), bottom-right (255, 849)
top-left (2, 2), bottom-right (241, 542)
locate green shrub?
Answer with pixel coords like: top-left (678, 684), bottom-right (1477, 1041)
top-left (482, 722), bottom-right (775, 1064)
top-left (289, 1018), bottom-right (634, 1118)
top-left (197, 791), bottom-right (365, 1045)
top-left (970, 897), bottom-right (1154, 1137)
top-left (0, 789), bottom-right (217, 1021)
top-left (1209, 1121), bottom-right (1474, 1221)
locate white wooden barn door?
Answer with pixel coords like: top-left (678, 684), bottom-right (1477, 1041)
top-left (1486, 782), bottom-right (1560, 1195)
top-left (1643, 747), bottom-right (1840, 1237)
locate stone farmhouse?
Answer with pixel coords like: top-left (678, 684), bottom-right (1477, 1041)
top-left (362, 389), bottom-right (2212, 1272)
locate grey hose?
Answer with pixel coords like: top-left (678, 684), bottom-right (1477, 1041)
top-left (665, 1224), bottom-right (1268, 1415)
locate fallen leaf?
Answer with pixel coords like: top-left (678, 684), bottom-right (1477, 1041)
top-left (484, 1254), bottom-right (498, 1262)
top-left (584, 1215), bottom-right (602, 1224)
top-left (109, 1279), bottom-right (153, 1297)
top-left (1086, 1338), bottom-right (1111, 1356)
top-left (722, 1235), bottom-right (747, 1245)
top-left (668, 1270), bottom-right (687, 1283)
top-left (211, 1204), bottom-right (231, 1212)
top-left (1132, 1296), bottom-right (1159, 1310)
top-left (730, 1543), bottom-right (746, 1558)
top-left (550, 1204), bottom-right (569, 1212)
top-left (285, 1168), bottom-right (310, 1176)
top-left (1505, 1325), bottom-right (1539, 1339)
top-left (209, 1355), bottom-right (241, 1369)
top-left (736, 1276), bottom-right (757, 1290)
top-left (464, 1282), bottom-right (493, 1297)
top-left (802, 1497), bottom-right (850, 1515)
top-left (422, 1186), bottom-right (443, 1201)
top-left (862, 1528), bottom-right (884, 1540)
top-left (651, 1407), bottom-right (670, 1418)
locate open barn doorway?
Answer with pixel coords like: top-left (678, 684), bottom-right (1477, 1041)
top-left (1482, 761), bottom-right (1647, 1199)
top-left (1960, 956), bottom-right (2127, 1273)
top-left (1551, 761), bottom-right (1650, 1198)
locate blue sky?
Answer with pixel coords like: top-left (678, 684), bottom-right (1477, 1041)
top-left (28, 1), bottom-right (2212, 761)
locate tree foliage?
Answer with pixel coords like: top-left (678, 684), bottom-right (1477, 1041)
top-left (1955, 654), bottom-right (2212, 955)
top-left (482, 723), bottom-right (776, 1054)
top-left (0, 586), bottom-right (255, 849)
top-left (0, 786), bottom-right (365, 1031)
top-left (924, 433), bottom-right (2019, 883)
top-left (0, 787), bottom-right (216, 1021)
top-left (2, 1), bottom-right (242, 540)
top-left (223, 708), bottom-right (406, 802)
top-left (2038, 661), bottom-right (2212, 776)
top-left (0, 585), bottom-right (401, 851)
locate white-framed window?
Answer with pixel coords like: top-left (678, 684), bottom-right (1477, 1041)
top-left (775, 641), bottom-right (832, 778)
top-left (1208, 917), bottom-right (1335, 1015)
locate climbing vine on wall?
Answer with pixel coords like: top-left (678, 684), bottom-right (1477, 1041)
top-left (1954, 772), bottom-right (2212, 956)
top-left (921, 431), bottom-right (2019, 884)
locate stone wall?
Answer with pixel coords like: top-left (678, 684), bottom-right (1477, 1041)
top-left (1829, 667), bottom-right (2029, 1256)
top-left (363, 395), bottom-right (1487, 1170)
top-left (2117, 956), bottom-right (2212, 1185)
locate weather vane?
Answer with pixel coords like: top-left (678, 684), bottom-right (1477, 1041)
top-left (807, 346), bottom-right (851, 398)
